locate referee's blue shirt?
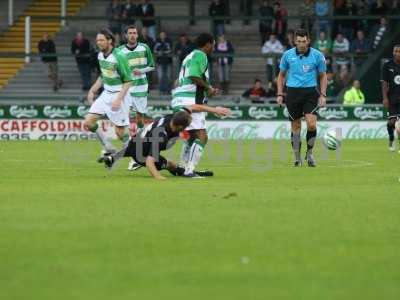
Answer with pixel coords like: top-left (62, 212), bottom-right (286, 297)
top-left (279, 47), bottom-right (326, 88)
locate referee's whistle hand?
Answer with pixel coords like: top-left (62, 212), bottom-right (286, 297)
top-left (276, 95), bottom-right (284, 106)
top-left (318, 95), bottom-right (327, 107)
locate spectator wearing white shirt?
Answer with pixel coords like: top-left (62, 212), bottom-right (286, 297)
top-left (261, 33), bottom-right (284, 86)
top-left (332, 33), bottom-right (350, 69)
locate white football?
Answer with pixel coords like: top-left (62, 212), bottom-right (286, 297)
top-left (323, 129), bottom-right (342, 150)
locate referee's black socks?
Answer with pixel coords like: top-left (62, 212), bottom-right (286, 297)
top-left (306, 130), bottom-right (317, 153)
top-left (387, 121), bottom-right (395, 142)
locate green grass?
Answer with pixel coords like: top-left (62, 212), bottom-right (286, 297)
top-left (0, 140), bottom-right (399, 300)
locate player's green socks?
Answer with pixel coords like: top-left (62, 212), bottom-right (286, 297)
top-left (185, 139), bottom-right (205, 175)
top-left (88, 123), bottom-right (115, 152)
top-left (306, 130), bottom-right (317, 154)
top-left (291, 132), bottom-right (301, 161)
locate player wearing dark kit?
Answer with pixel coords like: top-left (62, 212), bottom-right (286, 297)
top-left (381, 45), bottom-right (400, 152)
top-left (100, 110), bottom-right (191, 180)
top-left (276, 29), bottom-right (327, 167)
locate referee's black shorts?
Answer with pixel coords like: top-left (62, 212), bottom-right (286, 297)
top-left (388, 95), bottom-right (400, 120)
top-left (285, 87), bottom-right (319, 121)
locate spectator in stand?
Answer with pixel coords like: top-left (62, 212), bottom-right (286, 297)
top-left (209, 0), bottom-right (227, 37)
top-left (240, 0), bottom-right (253, 25)
top-left (313, 30), bottom-right (332, 57)
top-left (335, 64), bottom-right (353, 91)
top-left (343, 79), bottom-right (365, 105)
top-left (354, 0), bottom-right (369, 32)
top-left (38, 33), bottom-right (62, 92)
top-left (298, 0), bottom-right (315, 34)
top-left (273, 1), bottom-right (288, 41)
top-left (371, 16), bottom-right (388, 50)
top-left (261, 33), bottom-right (284, 88)
top-left (283, 29), bottom-right (295, 50)
top-left (138, 0), bottom-right (156, 41)
top-left (71, 32), bottom-right (92, 91)
top-left (215, 35), bottom-right (234, 94)
top-left (107, 0), bottom-right (122, 37)
top-left (259, 0), bottom-right (274, 45)
top-left (390, 0), bottom-right (400, 14)
top-left (370, 0), bottom-right (389, 17)
top-left (332, 33), bottom-right (350, 69)
top-left (120, 0), bottom-right (137, 29)
top-left (314, 0), bottom-right (331, 36)
top-left (351, 30), bottom-right (371, 66)
top-left (174, 34), bottom-right (195, 69)
top-left (333, 0), bottom-right (357, 40)
top-left (138, 27), bottom-right (155, 51)
top-left (242, 79), bottom-right (270, 103)
top-left (154, 31), bottom-right (173, 95)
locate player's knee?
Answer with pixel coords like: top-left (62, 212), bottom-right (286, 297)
top-left (84, 118), bottom-right (97, 132)
top-left (307, 123), bottom-right (317, 131)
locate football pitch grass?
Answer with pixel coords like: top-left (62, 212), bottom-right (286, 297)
top-left (1, 139), bottom-right (399, 299)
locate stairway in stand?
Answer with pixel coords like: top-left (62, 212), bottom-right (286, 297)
top-left (0, 0), bottom-right (88, 91)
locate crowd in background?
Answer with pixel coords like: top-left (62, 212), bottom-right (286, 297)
top-left (37, 0), bottom-right (399, 103)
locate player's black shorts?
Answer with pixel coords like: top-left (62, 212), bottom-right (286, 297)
top-left (388, 95), bottom-right (400, 119)
top-left (125, 140), bottom-right (168, 170)
top-left (285, 87), bottom-right (319, 121)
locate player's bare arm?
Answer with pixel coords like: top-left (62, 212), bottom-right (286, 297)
top-left (188, 104), bottom-right (231, 117)
top-left (189, 76), bottom-right (218, 97)
top-left (318, 72), bottom-right (328, 107)
top-left (111, 81), bottom-right (132, 111)
top-left (382, 81), bottom-right (389, 108)
top-left (87, 77), bottom-right (103, 104)
top-left (146, 156), bottom-right (166, 180)
top-left (276, 70), bottom-right (286, 105)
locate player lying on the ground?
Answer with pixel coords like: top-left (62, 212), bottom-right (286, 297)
top-left (100, 110), bottom-right (210, 180)
top-left (84, 28), bottom-right (133, 157)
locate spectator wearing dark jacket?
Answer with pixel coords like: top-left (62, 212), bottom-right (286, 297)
top-left (259, 0), bottom-right (274, 45)
top-left (154, 31), bottom-right (173, 94)
top-left (121, 0), bottom-right (137, 28)
top-left (215, 35), bottom-right (234, 94)
top-left (107, 0), bottom-right (122, 35)
top-left (351, 29), bottom-right (371, 66)
top-left (38, 33), bottom-right (62, 92)
top-left (71, 32), bottom-right (92, 90)
top-left (174, 33), bottom-right (195, 67)
top-left (209, 0), bottom-right (227, 37)
top-left (138, 0), bottom-right (156, 40)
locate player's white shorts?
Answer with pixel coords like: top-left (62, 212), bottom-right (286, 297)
top-left (88, 90), bottom-right (130, 127)
top-left (125, 94), bottom-right (147, 114)
top-left (187, 112), bottom-right (206, 130)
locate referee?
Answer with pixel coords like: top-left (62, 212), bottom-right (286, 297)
top-left (381, 45), bottom-right (400, 152)
top-left (276, 29), bottom-right (327, 167)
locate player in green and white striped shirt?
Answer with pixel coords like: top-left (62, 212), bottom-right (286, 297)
top-left (118, 25), bottom-right (155, 170)
top-left (84, 29), bottom-right (133, 158)
top-left (171, 33), bottom-right (231, 177)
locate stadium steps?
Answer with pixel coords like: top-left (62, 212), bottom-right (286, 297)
top-left (0, 0), bottom-right (88, 92)
top-left (0, 0), bottom-right (301, 100)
